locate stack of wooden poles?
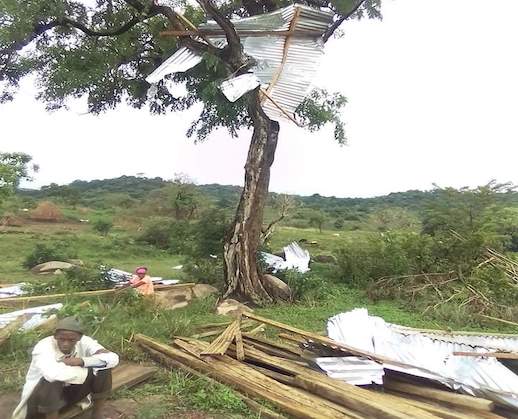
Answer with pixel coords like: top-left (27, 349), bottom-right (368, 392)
top-left (136, 312), bottom-right (513, 419)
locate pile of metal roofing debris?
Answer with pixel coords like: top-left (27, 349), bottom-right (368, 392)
top-left (137, 310), bottom-right (518, 418)
top-left (147, 4), bottom-right (334, 124)
top-left (261, 241), bottom-right (311, 274)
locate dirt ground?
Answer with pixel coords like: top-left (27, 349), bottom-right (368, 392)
top-left (0, 393), bottom-right (231, 419)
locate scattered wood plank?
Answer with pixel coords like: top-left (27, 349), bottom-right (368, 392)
top-left (201, 317), bottom-right (240, 357)
top-left (243, 333), bottom-right (303, 357)
top-left (383, 378), bottom-right (494, 412)
top-left (1, 283), bottom-right (195, 306)
top-left (59, 363), bottom-right (156, 419)
top-left (235, 326), bottom-right (245, 361)
top-left (143, 344), bottom-right (286, 419)
top-left (136, 334), bottom-right (350, 419)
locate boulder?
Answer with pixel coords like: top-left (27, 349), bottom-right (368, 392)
top-left (154, 287), bottom-right (194, 310)
top-left (312, 254), bottom-right (337, 264)
top-left (192, 284), bottom-right (219, 299)
top-left (262, 274), bottom-right (292, 302)
top-left (216, 299), bottom-right (253, 316)
top-left (31, 261), bottom-right (74, 274)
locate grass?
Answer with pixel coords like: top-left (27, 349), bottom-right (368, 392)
top-left (268, 226), bottom-right (372, 255)
top-left (1, 220), bottom-right (517, 417)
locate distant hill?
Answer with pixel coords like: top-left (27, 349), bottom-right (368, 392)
top-left (19, 176), bottom-right (518, 218)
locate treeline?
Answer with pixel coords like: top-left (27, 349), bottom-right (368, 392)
top-left (17, 176), bottom-right (518, 232)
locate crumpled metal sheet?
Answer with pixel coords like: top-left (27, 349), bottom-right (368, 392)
top-left (316, 356), bottom-right (385, 385)
top-left (145, 47), bottom-right (202, 84)
top-left (220, 73), bottom-right (261, 102)
top-left (261, 241), bottom-right (310, 273)
top-left (0, 283), bottom-right (26, 299)
top-left (145, 5), bottom-right (334, 121)
top-left (0, 303), bottom-right (63, 331)
top-left (327, 308), bottom-right (518, 410)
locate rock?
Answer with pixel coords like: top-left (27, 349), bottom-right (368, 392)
top-left (312, 254), bottom-right (337, 264)
top-left (31, 261), bottom-right (74, 274)
top-left (192, 284), bottom-right (219, 299)
top-left (53, 269), bottom-right (63, 275)
top-left (67, 259), bottom-right (84, 266)
top-left (262, 274), bottom-right (292, 302)
top-left (154, 287), bottom-right (194, 310)
top-left (216, 299), bottom-right (253, 316)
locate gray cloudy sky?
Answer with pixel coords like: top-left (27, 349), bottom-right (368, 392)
top-left (1, 0), bottom-right (517, 198)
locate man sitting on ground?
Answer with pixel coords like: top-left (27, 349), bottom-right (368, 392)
top-left (12, 317), bottom-right (119, 419)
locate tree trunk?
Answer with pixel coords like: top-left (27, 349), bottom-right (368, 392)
top-left (223, 91), bottom-right (280, 304)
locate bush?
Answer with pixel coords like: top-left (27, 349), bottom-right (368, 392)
top-left (23, 242), bottom-right (78, 269)
top-left (183, 259), bottom-right (224, 287)
top-left (190, 209), bottom-right (229, 258)
top-left (275, 270), bottom-right (329, 302)
top-left (23, 264), bottom-right (112, 295)
top-left (92, 218), bottom-right (113, 236)
top-left (138, 217), bottom-right (194, 253)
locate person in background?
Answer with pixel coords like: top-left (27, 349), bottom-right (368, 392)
top-left (129, 266), bottom-right (154, 296)
top-left (12, 317), bottom-right (119, 419)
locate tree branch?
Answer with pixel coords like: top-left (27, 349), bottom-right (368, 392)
top-left (196, 0), bottom-right (243, 65)
top-left (322, 0), bottom-right (366, 43)
top-left (60, 15), bottom-right (143, 37)
top-left (1, 15), bottom-right (144, 62)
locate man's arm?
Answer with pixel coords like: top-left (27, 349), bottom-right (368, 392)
top-left (81, 336), bottom-right (120, 368)
top-left (32, 343), bottom-right (88, 384)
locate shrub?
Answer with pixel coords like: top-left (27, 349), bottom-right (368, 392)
top-left (23, 242), bottom-right (78, 269)
top-left (275, 270), bottom-right (329, 302)
top-left (23, 264), bottom-right (112, 295)
top-left (182, 259), bottom-right (224, 287)
top-left (92, 218), bottom-right (113, 236)
top-left (138, 217), bottom-right (194, 253)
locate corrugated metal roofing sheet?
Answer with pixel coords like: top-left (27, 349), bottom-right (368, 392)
top-left (327, 308), bottom-right (518, 410)
top-left (0, 304), bottom-right (63, 331)
top-left (146, 5), bottom-right (334, 122)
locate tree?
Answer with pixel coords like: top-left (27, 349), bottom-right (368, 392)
top-left (92, 218), bottom-right (114, 235)
top-left (0, 153), bottom-right (35, 199)
top-left (309, 210), bottom-right (326, 233)
top-left (1, 0), bottom-right (382, 304)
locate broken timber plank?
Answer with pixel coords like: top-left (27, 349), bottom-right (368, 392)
top-left (383, 378), bottom-right (494, 412)
top-left (235, 326), bottom-right (245, 361)
top-left (142, 344), bottom-right (286, 419)
top-left (59, 363), bottom-right (156, 419)
top-left (136, 334), bottom-right (350, 418)
top-left (243, 333), bottom-right (303, 356)
top-left (1, 283), bottom-right (195, 306)
top-left (201, 317), bottom-right (240, 357)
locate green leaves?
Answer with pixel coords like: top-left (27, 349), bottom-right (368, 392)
top-left (0, 152), bottom-right (34, 198)
top-left (296, 88), bottom-right (348, 145)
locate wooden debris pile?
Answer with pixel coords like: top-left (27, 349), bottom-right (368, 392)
top-left (137, 312), bottom-right (514, 419)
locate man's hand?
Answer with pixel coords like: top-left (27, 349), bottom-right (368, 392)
top-left (61, 357), bottom-right (84, 367)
